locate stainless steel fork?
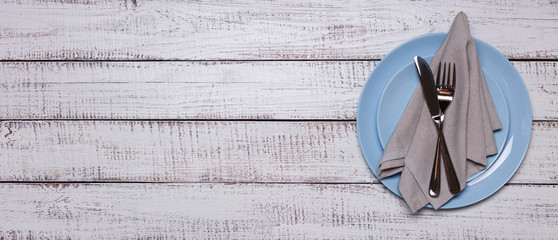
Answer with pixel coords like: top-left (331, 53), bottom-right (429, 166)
top-left (428, 62), bottom-right (461, 197)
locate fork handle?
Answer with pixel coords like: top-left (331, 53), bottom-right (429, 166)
top-left (438, 130), bottom-right (461, 195)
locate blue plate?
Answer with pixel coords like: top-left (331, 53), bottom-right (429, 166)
top-left (356, 33), bottom-right (532, 209)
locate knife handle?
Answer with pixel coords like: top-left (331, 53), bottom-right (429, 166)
top-left (439, 132), bottom-right (461, 195)
top-left (429, 130), bottom-right (442, 198)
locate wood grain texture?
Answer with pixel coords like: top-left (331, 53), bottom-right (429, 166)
top-left (0, 0), bottom-right (555, 237)
top-left (0, 0), bottom-right (557, 60)
top-left (0, 61), bottom-right (371, 120)
top-left (0, 120), bottom-right (555, 184)
top-left (0, 183), bottom-right (556, 239)
top-left (0, 61), bottom-right (556, 120)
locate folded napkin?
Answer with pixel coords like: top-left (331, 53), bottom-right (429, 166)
top-left (378, 12), bottom-right (501, 213)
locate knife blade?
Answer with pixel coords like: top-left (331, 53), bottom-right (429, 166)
top-left (414, 56), bottom-right (441, 120)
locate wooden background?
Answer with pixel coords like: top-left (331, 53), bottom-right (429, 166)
top-left (1, 0), bottom-right (557, 238)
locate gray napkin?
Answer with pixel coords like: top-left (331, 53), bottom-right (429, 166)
top-left (378, 12), bottom-right (501, 213)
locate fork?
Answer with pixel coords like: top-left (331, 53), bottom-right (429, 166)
top-left (428, 62), bottom-right (461, 197)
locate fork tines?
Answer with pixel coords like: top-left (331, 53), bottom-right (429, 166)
top-left (436, 62), bottom-right (456, 89)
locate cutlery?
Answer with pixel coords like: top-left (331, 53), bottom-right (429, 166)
top-left (435, 62), bottom-right (460, 195)
top-left (413, 56), bottom-right (456, 197)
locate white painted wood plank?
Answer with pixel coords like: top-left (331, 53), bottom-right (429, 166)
top-left (0, 121), bottom-right (368, 183)
top-left (516, 61), bottom-right (558, 121)
top-left (512, 122), bottom-right (558, 184)
top-left (0, 61), bottom-right (555, 120)
top-left (0, 121), bottom-right (554, 184)
top-left (0, 183), bottom-right (556, 239)
top-left (0, 0), bottom-right (557, 60)
top-left (0, 61), bottom-right (371, 120)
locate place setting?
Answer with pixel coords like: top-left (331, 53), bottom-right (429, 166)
top-left (357, 12), bottom-right (532, 213)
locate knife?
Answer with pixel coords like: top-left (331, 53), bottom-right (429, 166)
top-left (414, 56), bottom-right (442, 121)
top-left (414, 56), bottom-right (456, 198)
